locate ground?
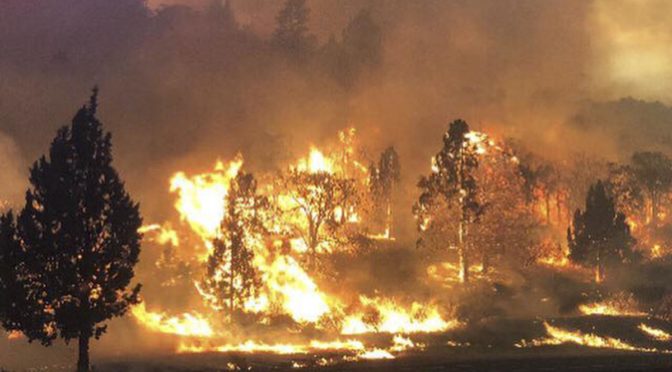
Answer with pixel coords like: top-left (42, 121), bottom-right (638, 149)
top-left (95, 350), bottom-right (672, 371)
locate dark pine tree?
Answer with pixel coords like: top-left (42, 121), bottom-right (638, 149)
top-left (568, 180), bottom-right (636, 283)
top-left (201, 171), bottom-right (266, 319)
top-left (0, 88), bottom-right (142, 372)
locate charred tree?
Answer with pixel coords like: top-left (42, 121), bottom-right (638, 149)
top-left (568, 180), bottom-right (636, 283)
top-left (0, 89), bottom-right (142, 372)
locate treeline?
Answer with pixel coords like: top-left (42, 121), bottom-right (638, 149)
top-left (0, 0), bottom-right (382, 89)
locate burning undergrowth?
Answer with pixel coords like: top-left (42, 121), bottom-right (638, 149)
top-left (123, 124), bottom-right (672, 365)
top-left (130, 128), bottom-right (465, 359)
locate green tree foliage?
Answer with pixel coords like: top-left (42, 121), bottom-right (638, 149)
top-left (272, 0), bottom-right (315, 57)
top-left (568, 180), bottom-right (637, 282)
top-left (200, 172), bottom-right (266, 319)
top-left (0, 89), bottom-right (142, 372)
top-left (414, 119), bottom-right (482, 283)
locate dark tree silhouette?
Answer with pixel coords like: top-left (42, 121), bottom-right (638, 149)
top-left (631, 151), bottom-right (672, 226)
top-left (414, 119), bottom-right (482, 283)
top-left (271, 0), bottom-right (315, 57)
top-left (568, 180), bottom-right (636, 283)
top-left (369, 146), bottom-right (401, 237)
top-left (200, 171), bottom-right (266, 319)
top-left (0, 89), bottom-right (142, 372)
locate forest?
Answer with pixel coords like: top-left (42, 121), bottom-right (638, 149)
top-left (1, 0), bottom-right (672, 371)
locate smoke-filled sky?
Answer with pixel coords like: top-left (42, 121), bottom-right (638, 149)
top-left (0, 0), bottom-right (671, 218)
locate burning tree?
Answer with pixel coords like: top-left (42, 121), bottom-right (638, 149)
top-left (199, 171), bottom-right (267, 319)
top-left (470, 144), bottom-right (542, 271)
top-left (630, 151), bottom-right (672, 226)
top-left (568, 180), bottom-right (637, 282)
top-left (414, 119), bottom-right (482, 283)
top-left (369, 146), bottom-right (401, 238)
top-left (281, 167), bottom-right (349, 269)
top-left (0, 89), bottom-right (142, 372)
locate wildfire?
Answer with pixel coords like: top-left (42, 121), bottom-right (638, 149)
top-left (131, 129), bottom-right (463, 360)
top-left (578, 302), bottom-right (645, 317)
top-left (177, 338), bottom-right (397, 360)
top-left (169, 156), bottom-right (243, 241)
top-left (6, 330), bottom-right (22, 340)
top-left (358, 349), bottom-right (395, 360)
top-left (341, 296), bottom-right (458, 335)
top-left (521, 322), bottom-right (668, 353)
top-left (139, 223), bottom-right (180, 247)
top-left (296, 147), bottom-right (335, 174)
top-left (131, 303), bottom-right (213, 338)
top-left (639, 323), bottom-right (672, 341)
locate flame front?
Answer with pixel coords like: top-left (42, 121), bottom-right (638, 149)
top-left (131, 303), bottom-right (213, 338)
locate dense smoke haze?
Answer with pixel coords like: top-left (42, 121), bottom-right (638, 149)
top-left (2, 0), bottom-right (672, 370)
top-left (1, 0), bottom-right (670, 213)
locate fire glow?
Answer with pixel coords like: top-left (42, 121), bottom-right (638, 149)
top-left (131, 129), bottom-right (455, 356)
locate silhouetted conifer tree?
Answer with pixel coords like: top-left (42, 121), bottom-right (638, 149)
top-left (568, 180), bottom-right (636, 282)
top-left (0, 88), bottom-right (142, 372)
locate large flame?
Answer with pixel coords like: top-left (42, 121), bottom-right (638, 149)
top-left (131, 302), bottom-right (213, 338)
top-left (341, 296), bottom-right (458, 335)
top-left (131, 130), bottom-right (459, 357)
top-left (169, 157), bottom-right (243, 241)
top-left (639, 323), bottom-right (672, 341)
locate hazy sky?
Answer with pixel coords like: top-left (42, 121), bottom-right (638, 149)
top-left (145, 0), bottom-right (672, 105)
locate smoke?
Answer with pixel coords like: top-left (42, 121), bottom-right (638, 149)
top-left (0, 131), bottom-right (27, 207)
top-left (2, 0), bottom-right (672, 367)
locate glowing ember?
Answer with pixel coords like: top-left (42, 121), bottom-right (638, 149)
top-left (6, 331), bottom-right (22, 340)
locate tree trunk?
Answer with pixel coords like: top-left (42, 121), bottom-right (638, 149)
top-left (458, 219), bottom-right (469, 283)
top-left (651, 189), bottom-right (658, 226)
top-left (545, 193), bottom-right (551, 225)
top-left (229, 264), bottom-right (235, 318)
top-left (556, 193), bottom-right (562, 227)
top-left (77, 333), bottom-right (90, 372)
top-left (481, 251), bottom-right (489, 274)
top-left (595, 249), bottom-right (603, 283)
top-left (385, 202), bottom-right (392, 238)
